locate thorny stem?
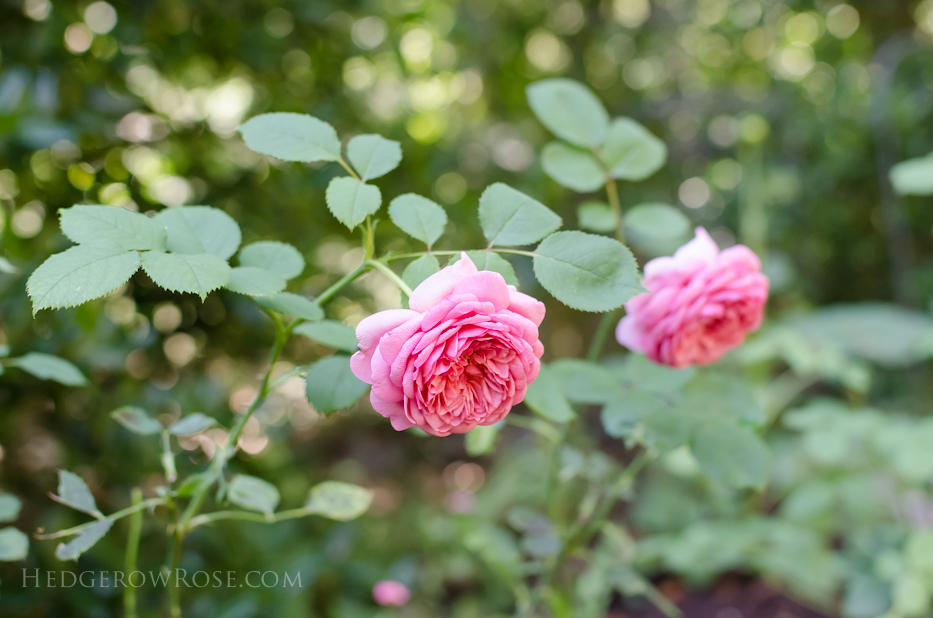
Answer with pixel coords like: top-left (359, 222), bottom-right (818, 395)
top-left (123, 488), bottom-right (144, 618)
top-left (188, 506), bottom-right (324, 529)
top-left (36, 497), bottom-right (166, 540)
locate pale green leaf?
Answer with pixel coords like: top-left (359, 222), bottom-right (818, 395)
top-left (237, 241), bottom-right (304, 280)
top-left (685, 373), bottom-right (765, 425)
top-left (450, 251), bottom-right (520, 287)
top-left (294, 320), bottom-right (359, 352)
top-left (402, 254), bottom-right (440, 289)
top-left (890, 154), bottom-right (933, 196)
top-left (615, 353), bottom-right (695, 394)
top-left (55, 470), bottom-right (100, 517)
top-left (168, 413), bottom-right (217, 436)
top-left (0, 495), bottom-right (22, 523)
top-left (59, 205), bottom-right (166, 251)
top-left (389, 194), bottom-right (448, 246)
top-left (600, 118), bottom-right (667, 181)
top-left (549, 359), bottom-right (624, 403)
top-left (466, 423), bottom-right (503, 456)
top-left (305, 481), bottom-right (373, 521)
top-left (12, 353), bottom-right (87, 386)
top-left (141, 251), bottom-right (231, 300)
top-left (325, 177), bottom-right (382, 229)
top-left (27, 245), bottom-right (141, 314)
top-left (600, 392), bottom-right (666, 439)
top-left (228, 474), bottom-right (280, 516)
top-left (225, 266), bottom-right (286, 297)
top-left (479, 183), bottom-right (562, 247)
top-left (533, 231), bottom-right (643, 312)
top-left (541, 142), bottom-right (606, 192)
top-left (254, 292), bottom-right (324, 321)
top-left (347, 134), bottom-right (403, 181)
top-left (526, 79), bottom-right (609, 147)
top-left (691, 422), bottom-right (770, 489)
top-left (238, 112), bottom-right (341, 163)
top-left (155, 206), bottom-right (242, 260)
top-left (624, 203), bottom-right (690, 241)
top-left (55, 519), bottom-right (112, 561)
top-left (0, 256), bottom-right (18, 274)
top-left (577, 201), bottom-right (617, 234)
top-left (111, 406), bottom-right (163, 435)
top-left (523, 365), bottom-right (576, 422)
top-left (305, 355), bottom-right (369, 414)
top-left (0, 527), bottom-right (29, 561)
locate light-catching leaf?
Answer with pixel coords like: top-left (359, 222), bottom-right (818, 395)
top-left (238, 241), bottom-right (304, 280)
top-left (12, 353), bottom-right (87, 386)
top-left (55, 519), bottom-right (113, 561)
top-left (155, 206), bottom-right (242, 260)
top-left (225, 267), bottom-right (286, 297)
top-left (305, 355), bottom-right (369, 414)
top-left (600, 118), bottom-right (668, 181)
top-left (577, 201), bottom-right (617, 234)
top-left (55, 470), bottom-right (101, 517)
top-left (549, 358), bottom-right (624, 403)
top-left (601, 392), bottom-right (667, 439)
top-left (59, 205), bottom-right (166, 251)
top-left (0, 495), bottom-right (22, 523)
top-left (541, 142), bottom-right (606, 192)
top-left (402, 254), bottom-right (441, 289)
top-left (141, 251), bottom-right (231, 300)
top-left (27, 245), bottom-right (141, 314)
top-left (523, 365), bottom-right (576, 422)
top-left (533, 231), bottom-right (643, 312)
top-left (254, 292), bottom-right (324, 321)
top-left (450, 251), bottom-right (520, 287)
top-left (294, 320), bottom-right (359, 352)
top-left (168, 413), bottom-right (217, 436)
top-left (228, 474), bottom-right (280, 516)
top-left (691, 422), bottom-right (770, 489)
top-left (111, 406), bottom-right (162, 435)
top-left (0, 527), bottom-right (29, 561)
top-left (305, 481), bottom-right (373, 521)
top-left (389, 194), bottom-right (448, 247)
top-left (479, 183), bottom-right (562, 247)
top-left (347, 134), bottom-right (403, 181)
top-left (325, 177), bottom-right (382, 229)
top-left (890, 154), bottom-right (933, 196)
top-left (466, 423), bottom-right (503, 456)
top-left (624, 203), bottom-right (691, 256)
top-left (238, 112), bottom-right (341, 163)
top-left (526, 79), bottom-right (609, 147)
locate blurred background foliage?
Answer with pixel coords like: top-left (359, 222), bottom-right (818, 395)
top-left (1, 0), bottom-right (933, 616)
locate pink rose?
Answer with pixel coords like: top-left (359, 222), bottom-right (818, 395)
top-left (616, 227), bottom-right (769, 368)
top-left (351, 253), bottom-right (545, 437)
top-left (373, 580), bottom-right (411, 606)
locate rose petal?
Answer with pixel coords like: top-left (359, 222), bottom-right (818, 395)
top-left (408, 252), bottom-right (477, 312)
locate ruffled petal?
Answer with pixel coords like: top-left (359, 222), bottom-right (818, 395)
top-left (408, 252), bottom-right (477, 312)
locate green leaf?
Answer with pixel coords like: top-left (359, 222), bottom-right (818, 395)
top-left (238, 241), bottom-right (304, 280)
top-left (577, 201), bottom-right (618, 234)
top-left (549, 359), bottom-right (624, 404)
top-left (55, 470), bottom-right (101, 517)
top-left (238, 112), bottom-right (341, 163)
top-left (615, 353), bottom-right (695, 394)
top-left (347, 134), bottom-right (403, 181)
top-left (684, 373), bottom-right (765, 425)
top-left (601, 392), bottom-right (666, 439)
top-left (0, 527), bottom-right (29, 561)
top-left (890, 153), bottom-right (933, 196)
top-left (156, 206), bottom-right (242, 260)
top-left (55, 519), bottom-right (113, 561)
top-left (479, 183), bottom-right (562, 247)
top-left (541, 143), bottom-right (606, 192)
top-left (533, 231), bottom-right (643, 312)
top-left (526, 79), bottom-right (609, 147)
top-left (27, 245), bottom-right (141, 313)
top-left (691, 422), bottom-right (770, 489)
top-left (0, 256), bottom-right (19, 274)
top-left (600, 118), bottom-right (667, 181)
top-left (641, 405), bottom-right (694, 452)
top-left (0, 495), bottom-right (22, 523)
top-left (305, 355), bottom-right (369, 414)
top-left (59, 205), bottom-right (166, 251)
top-left (325, 177), bottom-right (382, 229)
top-left (224, 267), bottom-right (286, 297)
top-left (141, 251), bottom-right (231, 300)
top-left (12, 353), bottom-right (87, 386)
top-left (168, 413), bottom-right (217, 436)
top-left (228, 474), bottom-right (280, 516)
top-left (466, 423), bottom-right (503, 456)
top-left (523, 365), bottom-right (576, 422)
top-left (402, 254), bottom-right (441, 289)
top-left (294, 320), bottom-right (359, 352)
top-left (305, 481), bottom-right (373, 521)
top-left (450, 251), bottom-right (520, 287)
top-left (624, 203), bottom-right (691, 247)
top-left (111, 406), bottom-right (162, 435)
top-left (254, 292), bottom-right (324, 321)
top-left (389, 194), bottom-right (448, 246)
